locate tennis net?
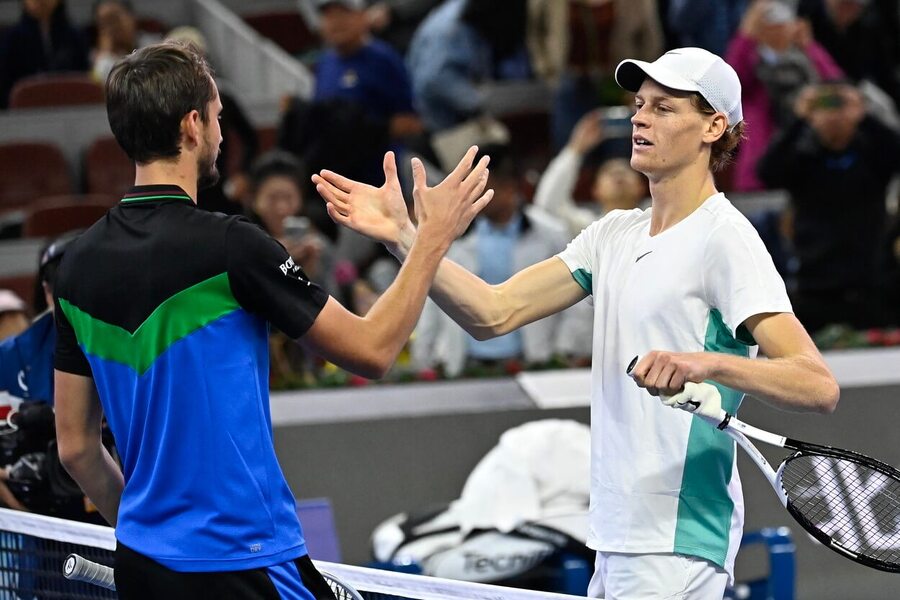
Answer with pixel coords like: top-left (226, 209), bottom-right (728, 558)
top-left (0, 508), bottom-right (587, 600)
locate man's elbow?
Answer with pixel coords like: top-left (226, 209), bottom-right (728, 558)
top-left (356, 354), bottom-right (393, 380)
top-left (816, 377), bottom-right (840, 414)
top-left (57, 436), bottom-right (96, 475)
top-left (468, 311), bottom-right (513, 341)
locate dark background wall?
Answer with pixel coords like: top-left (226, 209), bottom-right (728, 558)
top-left (273, 383), bottom-right (900, 600)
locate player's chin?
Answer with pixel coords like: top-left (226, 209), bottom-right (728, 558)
top-left (628, 154), bottom-right (652, 174)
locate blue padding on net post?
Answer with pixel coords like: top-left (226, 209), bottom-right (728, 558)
top-left (555, 553), bottom-right (591, 595)
top-left (296, 497), bottom-right (343, 563)
top-left (730, 527), bottom-right (796, 600)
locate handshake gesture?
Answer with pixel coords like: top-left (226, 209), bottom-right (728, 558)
top-left (311, 147), bottom-right (494, 256)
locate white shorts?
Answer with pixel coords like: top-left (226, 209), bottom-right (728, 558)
top-left (587, 551), bottom-right (729, 600)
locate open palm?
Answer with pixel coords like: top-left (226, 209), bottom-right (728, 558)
top-left (312, 152), bottom-right (411, 245)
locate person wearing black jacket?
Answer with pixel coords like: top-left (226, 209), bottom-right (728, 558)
top-left (0, 0), bottom-right (89, 108)
top-left (757, 81), bottom-right (900, 333)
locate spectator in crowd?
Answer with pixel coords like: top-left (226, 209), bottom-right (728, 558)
top-left (412, 145), bottom-right (591, 377)
top-left (0, 291), bottom-right (28, 342)
top-left (166, 27), bottom-right (259, 216)
top-left (281, 0), bottom-right (421, 227)
top-left (407, 0), bottom-right (530, 133)
top-left (666, 0), bottom-right (749, 56)
top-left (532, 109), bottom-right (647, 237)
top-left (757, 81), bottom-right (900, 332)
top-left (283, 0), bottom-right (425, 319)
top-left (90, 0), bottom-right (160, 84)
top-left (527, 0), bottom-right (663, 148)
top-left (366, 0), bottom-right (443, 55)
top-left (314, 0), bottom-right (422, 181)
top-left (798, 0), bottom-right (900, 110)
top-left (0, 235), bottom-right (75, 405)
top-left (0, 0), bottom-right (89, 108)
top-left (0, 231), bottom-right (111, 522)
top-left (248, 151), bottom-right (336, 296)
top-left (726, 0), bottom-right (843, 191)
top-left (246, 151), bottom-right (338, 387)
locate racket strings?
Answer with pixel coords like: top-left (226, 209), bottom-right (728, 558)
top-left (782, 454), bottom-right (900, 566)
top-left (323, 573), bottom-right (364, 600)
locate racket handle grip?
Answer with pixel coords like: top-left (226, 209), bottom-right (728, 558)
top-left (63, 553), bottom-right (116, 591)
top-left (696, 409), bottom-right (731, 429)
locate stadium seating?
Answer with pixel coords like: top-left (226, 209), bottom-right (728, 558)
top-left (0, 142), bottom-right (73, 214)
top-left (22, 196), bottom-right (112, 238)
top-left (84, 136), bottom-right (134, 197)
top-left (242, 10), bottom-right (319, 57)
top-left (9, 74), bottom-right (105, 110)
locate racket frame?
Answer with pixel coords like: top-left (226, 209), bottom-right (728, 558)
top-left (699, 409), bottom-right (900, 573)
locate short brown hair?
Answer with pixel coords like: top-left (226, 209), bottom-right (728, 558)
top-left (106, 41), bottom-right (216, 164)
top-left (691, 94), bottom-right (746, 173)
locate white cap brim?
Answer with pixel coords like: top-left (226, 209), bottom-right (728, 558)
top-left (615, 59), bottom-right (701, 95)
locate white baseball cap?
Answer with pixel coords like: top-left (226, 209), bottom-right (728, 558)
top-left (615, 47), bottom-right (744, 130)
top-left (0, 290), bottom-right (26, 315)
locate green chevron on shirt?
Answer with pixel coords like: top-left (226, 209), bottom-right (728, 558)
top-left (59, 272), bottom-right (240, 374)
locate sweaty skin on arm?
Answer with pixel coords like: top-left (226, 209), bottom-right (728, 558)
top-left (55, 371), bottom-right (124, 526)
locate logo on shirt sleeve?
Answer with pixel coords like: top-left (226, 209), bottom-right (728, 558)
top-left (278, 256), bottom-right (311, 286)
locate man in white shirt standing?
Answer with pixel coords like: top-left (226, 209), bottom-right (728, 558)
top-left (313, 47), bottom-right (839, 599)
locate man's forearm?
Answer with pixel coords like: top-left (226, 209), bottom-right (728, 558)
top-left (355, 227), bottom-right (456, 374)
top-left (707, 352), bottom-right (839, 413)
top-left (63, 445), bottom-right (124, 526)
top-left (387, 224), bottom-right (509, 339)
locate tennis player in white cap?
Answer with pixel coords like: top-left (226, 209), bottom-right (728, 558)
top-left (313, 47), bottom-right (838, 599)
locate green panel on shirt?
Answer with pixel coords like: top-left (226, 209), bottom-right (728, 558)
top-left (59, 272), bottom-right (240, 375)
top-left (571, 268), bottom-right (592, 294)
top-left (673, 308), bottom-right (750, 567)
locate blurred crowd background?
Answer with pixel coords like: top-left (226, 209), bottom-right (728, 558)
top-left (1, 0), bottom-right (899, 394)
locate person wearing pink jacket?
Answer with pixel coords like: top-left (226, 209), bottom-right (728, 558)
top-left (725, 0), bottom-right (843, 191)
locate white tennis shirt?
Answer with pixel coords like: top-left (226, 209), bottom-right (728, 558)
top-left (557, 193), bottom-right (792, 578)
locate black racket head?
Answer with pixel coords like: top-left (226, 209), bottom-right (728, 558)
top-left (778, 443), bottom-right (900, 573)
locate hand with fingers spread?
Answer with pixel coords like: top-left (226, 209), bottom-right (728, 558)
top-left (312, 146), bottom-right (494, 254)
top-left (312, 151), bottom-right (411, 247)
top-left (409, 146), bottom-right (493, 244)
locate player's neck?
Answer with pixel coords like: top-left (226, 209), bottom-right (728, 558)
top-left (133, 160), bottom-right (199, 204)
top-left (647, 165), bottom-right (717, 236)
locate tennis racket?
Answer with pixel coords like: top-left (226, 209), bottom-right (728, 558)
top-left (626, 357), bottom-right (900, 573)
top-left (321, 570), bottom-right (365, 600)
top-left (63, 554), bottom-right (367, 599)
top-left (63, 553), bottom-right (115, 590)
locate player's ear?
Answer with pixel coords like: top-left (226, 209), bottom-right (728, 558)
top-left (180, 109), bottom-right (202, 149)
top-left (702, 113), bottom-right (727, 145)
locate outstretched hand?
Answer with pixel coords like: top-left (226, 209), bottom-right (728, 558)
top-left (312, 151), bottom-right (411, 246)
top-left (410, 146), bottom-right (493, 241)
top-left (313, 147), bottom-right (494, 251)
